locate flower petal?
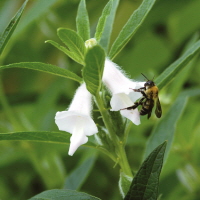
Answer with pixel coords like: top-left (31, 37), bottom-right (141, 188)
top-left (83, 117), bottom-right (98, 136)
top-left (68, 83), bottom-right (92, 116)
top-left (55, 111), bottom-right (98, 136)
top-left (68, 125), bottom-right (88, 156)
top-left (55, 111), bottom-right (79, 133)
top-left (120, 109), bottom-right (140, 125)
top-left (110, 93), bottom-right (134, 111)
top-left (103, 59), bottom-right (134, 95)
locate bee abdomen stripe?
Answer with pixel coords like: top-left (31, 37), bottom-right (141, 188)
top-left (141, 107), bottom-right (148, 112)
top-left (140, 108), bottom-right (148, 115)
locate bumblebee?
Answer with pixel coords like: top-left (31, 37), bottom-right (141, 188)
top-left (122, 73), bottom-right (162, 119)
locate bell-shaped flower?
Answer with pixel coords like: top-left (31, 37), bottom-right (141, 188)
top-left (102, 59), bottom-right (145, 125)
top-left (55, 83), bottom-right (98, 156)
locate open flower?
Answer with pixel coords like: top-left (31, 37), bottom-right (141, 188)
top-left (102, 59), bottom-right (145, 125)
top-left (55, 83), bottom-right (98, 156)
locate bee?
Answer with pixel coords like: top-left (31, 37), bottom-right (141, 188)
top-left (121, 73), bottom-right (162, 119)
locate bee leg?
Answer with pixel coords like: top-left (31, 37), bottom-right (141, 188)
top-left (130, 87), bottom-right (145, 93)
top-left (140, 91), bottom-right (148, 98)
top-left (120, 102), bottom-right (139, 110)
top-left (121, 97), bottom-right (145, 110)
top-left (131, 88), bottom-right (147, 98)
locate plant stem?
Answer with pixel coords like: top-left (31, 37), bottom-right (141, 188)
top-left (95, 93), bottom-right (133, 177)
top-left (97, 147), bottom-right (117, 163)
top-left (123, 120), bottom-right (132, 145)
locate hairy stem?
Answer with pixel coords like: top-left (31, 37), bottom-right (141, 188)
top-left (95, 93), bottom-right (133, 177)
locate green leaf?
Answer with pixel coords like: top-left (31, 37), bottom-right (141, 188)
top-left (45, 40), bottom-right (84, 65)
top-left (99, 0), bottom-right (120, 52)
top-left (64, 154), bottom-right (97, 190)
top-left (156, 40), bottom-right (200, 90)
top-left (124, 141), bottom-right (167, 200)
top-left (109, 0), bottom-right (157, 59)
top-left (29, 189), bottom-right (101, 200)
top-left (0, 62), bottom-right (82, 83)
top-left (57, 28), bottom-right (86, 62)
top-left (0, 0), bottom-right (29, 55)
top-left (119, 172), bottom-right (132, 198)
top-left (0, 131), bottom-right (96, 148)
top-left (168, 33), bottom-right (199, 99)
top-left (94, 0), bottom-right (113, 42)
top-left (14, 0), bottom-right (59, 36)
top-left (144, 89), bottom-right (200, 162)
top-left (144, 95), bottom-right (188, 161)
top-left (83, 45), bottom-right (105, 95)
top-left (76, 0), bottom-right (90, 41)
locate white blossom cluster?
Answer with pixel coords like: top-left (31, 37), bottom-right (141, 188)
top-left (55, 40), bottom-right (144, 156)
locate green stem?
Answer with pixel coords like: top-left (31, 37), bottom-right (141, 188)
top-left (97, 147), bottom-right (117, 163)
top-left (123, 120), bottom-right (132, 145)
top-left (95, 93), bottom-right (133, 177)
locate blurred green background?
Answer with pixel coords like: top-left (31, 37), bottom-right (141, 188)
top-left (1, 0), bottom-right (200, 199)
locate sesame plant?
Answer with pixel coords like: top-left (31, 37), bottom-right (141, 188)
top-left (1, 0), bottom-right (200, 200)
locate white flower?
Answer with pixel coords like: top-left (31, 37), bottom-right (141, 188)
top-left (55, 83), bottom-right (98, 156)
top-left (102, 59), bottom-right (145, 125)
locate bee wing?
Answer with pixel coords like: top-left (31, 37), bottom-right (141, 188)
top-left (155, 98), bottom-right (162, 118)
top-left (147, 110), bottom-right (152, 119)
top-left (147, 99), bottom-right (154, 119)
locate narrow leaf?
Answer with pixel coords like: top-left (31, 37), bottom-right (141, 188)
top-left (29, 189), bottom-right (101, 200)
top-left (76, 0), bottom-right (90, 41)
top-left (99, 0), bottom-right (120, 51)
top-left (0, 131), bottom-right (96, 147)
top-left (83, 45), bottom-right (105, 95)
top-left (109, 0), bottom-right (157, 59)
top-left (14, 0), bottom-right (59, 36)
top-left (144, 89), bottom-right (200, 161)
top-left (168, 33), bottom-right (198, 99)
top-left (46, 40), bottom-right (84, 65)
top-left (144, 95), bottom-right (187, 161)
top-left (125, 141), bottom-right (167, 200)
top-left (64, 154), bottom-right (97, 190)
top-left (0, 0), bottom-right (29, 55)
top-left (95, 0), bottom-right (113, 42)
top-left (0, 62), bottom-right (82, 83)
top-left (156, 40), bottom-right (200, 90)
top-left (57, 28), bottom-right (86, 61)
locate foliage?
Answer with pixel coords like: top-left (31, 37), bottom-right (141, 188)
top-left (0, 0), bottom-right (200, 200)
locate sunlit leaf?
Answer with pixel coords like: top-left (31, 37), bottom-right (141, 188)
top-left (83, 45), bottom-right (105, 95)
top-left (57, 28), bottom-right (86, 62)
top-left (45, 40), bottom-right (84, 65)
top-left (109, 0), bottom-right (157, 59)
top-left (125, 141), bottom-right (167, 200)
top-left (0, 62), bottom-right (82, 83)
top-left (95, 0), bottom-right (112, 42)
top-left (0, 0), bottom-right (29, 55)
top-left (99, 0), bottom-right (119, 51)
top-left (76, 0), bottom-right (90, 41)
top-left (0, 131), bottom-right (96, 148)
top-left (29, 189), bottom-right (101, 200)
